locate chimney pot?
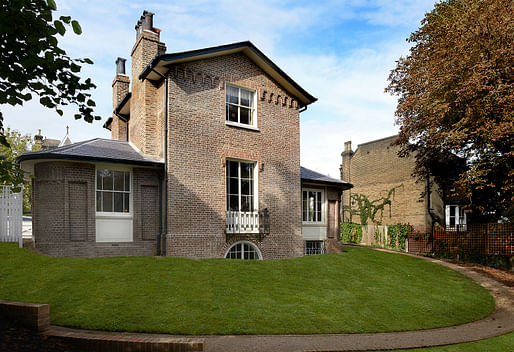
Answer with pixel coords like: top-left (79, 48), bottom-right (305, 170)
top-left (344, 141), bottom-right (352, 152)
top-left (142, 11), bottom-right (154, 31)
top-left (115, 57), bottom-right (127, 75)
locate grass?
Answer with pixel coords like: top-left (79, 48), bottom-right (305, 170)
top-left (0, 243), bottom-right (494, 335)
top-left (372, 331), bottom-right (514, 351)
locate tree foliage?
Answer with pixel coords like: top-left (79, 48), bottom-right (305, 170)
top-left (386, 0), bottom-right (513, 221)
top-left (0, 128), bottom-right (40, 212)
top-left (0, 0), bottom-right (100, 183)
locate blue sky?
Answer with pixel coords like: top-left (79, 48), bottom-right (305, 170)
top-left (2, 0), bottom-right (437, 177)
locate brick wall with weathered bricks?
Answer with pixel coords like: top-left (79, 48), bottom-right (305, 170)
top-left (111, 74), bottom-right (130, 141)
top-left (161, 53), bottom-right (304, 259)
top-left (33, 161), bottom-right (161, 257)
top-left (341, 136), bottom-right (437, 232)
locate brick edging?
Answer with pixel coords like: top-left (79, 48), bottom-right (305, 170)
top-left (0, 300), bottom-right (204, 351)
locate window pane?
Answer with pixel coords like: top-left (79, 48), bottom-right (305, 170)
top-left (228, 161), bottom-right (238, 178)
top-left (240, 89), bottom-right (251, 107)
top-left (96, 171), bottom-right (102, 190)
top-left (96, 191), bottom-right (102, 212)
top-left (114, 192), bottom-right (123, 212)
top-left (103, 191), bottom-right (113, 212)
top-left (241, 195), bottom-right (253, 211)
top-left (241, 179), bottom-right (252, 196)
top-left (124, 172), bottom-right (130, 191)
top-left (124, 193), bottom-right (130, 212)
top-left (226, 85), bottom-right (239, 104)
top-left (113, 171), bottom-right (124, 191)
top-left (240, 163), bottom-right (253, 179)
top-left (229, 177), bottom-right (239, 195)
top-left (302, 191), bottom-right (307, 221)
top-left (239, 107), bottom-right (250, 125)
top-left (103, 171), bottom-right (113, 190)
top-left (316, 192), bottom-right (322, 221)
top-left (226, 104), bottom-right (238, 122)
top-left (229, 195), bottom-right (239, 211)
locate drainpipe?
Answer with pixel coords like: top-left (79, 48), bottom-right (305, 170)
top-left (426, 172), bottom-right (438, 252)
top-left (157, 172), bottom-right (162, 255)
top-left (149, 68), bottom-right (168, 256)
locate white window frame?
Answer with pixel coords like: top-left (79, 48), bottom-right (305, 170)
top-left (302, 188), bottom-right (325, 224)
top-left (445, 205), bottom-right (467, 231)
top-left (95, 167), bottom-right (132, 217)
top-left (226, 159), bottom-right (258, 213)
top-left (305, 240), bottom-right (324, 255)
top-left (224, 241), bottom-right (262, 260)
top-left (225, 83), bottom-right (258, 129)
top-left (95, 164), bottom-right (133, 243)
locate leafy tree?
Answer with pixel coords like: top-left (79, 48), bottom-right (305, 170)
top-left (0, 0), bottom-right (100, 184)
top-left (0, 128), bottom-right (40, 213)
top-left (386, 0), bottom-right (513, 222)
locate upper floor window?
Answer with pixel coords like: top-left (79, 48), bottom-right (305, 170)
top-left (302, 189), bottom-right (323, 223)
top-left (226, 84), bottom-right (256, 127)
top-left (96, 169), bottom-right (131, 214)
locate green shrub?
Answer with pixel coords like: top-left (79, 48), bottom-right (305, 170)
top-left (341, 222), bottom-right (362, 243)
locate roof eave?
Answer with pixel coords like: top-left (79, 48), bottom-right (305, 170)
top-left (114, 92), bottom-right (132, 117)
top-left (301, 178), bottom-right (353, 190)
top-left (139, 41), bottom-right (317, 107)
top-left (103, 117), bottom-right (113, 131)
top-left (16, 153), bottom-right (164, 168)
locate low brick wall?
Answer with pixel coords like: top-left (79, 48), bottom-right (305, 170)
top-left (0, 300), bottom-right (50, 331)
top-left (0, 300), bottom-right (204, 351)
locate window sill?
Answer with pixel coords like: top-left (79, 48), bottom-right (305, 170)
top-left (302, 222), bottom-right (326, 226)
top-left (225, 121), bottom-right (260, 132)
top-left (96, 213), bottom-right (133, 219)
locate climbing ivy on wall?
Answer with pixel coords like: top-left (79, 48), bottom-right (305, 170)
top-left (340, 223), bottom-right (362, 243)
top-left (344, 185), bottom-right (404, 225)
top-left (387, 223), bottom-right (410, 251)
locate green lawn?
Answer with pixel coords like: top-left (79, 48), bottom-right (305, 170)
top-left (374, 331), bottom-right (514, 352)
top-left (0, 243), bottom-right (494, 335)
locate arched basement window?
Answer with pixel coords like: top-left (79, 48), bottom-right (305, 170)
top-left (225, 241), bottom-right (262, 260)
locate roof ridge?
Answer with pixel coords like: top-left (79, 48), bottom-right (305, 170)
top-left (56, 138), bottom-right (99, 153)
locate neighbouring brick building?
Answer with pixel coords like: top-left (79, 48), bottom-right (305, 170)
top-left (340, 135), bottom-right (466, 234)
top-left (19, 11), bottom-right (351, 259)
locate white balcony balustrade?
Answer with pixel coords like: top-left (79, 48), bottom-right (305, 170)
top-left (226, 211), bottom-right (260, 234)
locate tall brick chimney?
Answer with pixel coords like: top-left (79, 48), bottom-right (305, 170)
top-left (341, 141), bottom-right (353, 222)
top-left (129, 10), bottom-right (166, 160)
top-left (111, 57), bottom-right (130, 141)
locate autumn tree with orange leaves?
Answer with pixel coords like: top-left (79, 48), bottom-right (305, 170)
top-left (386, 0), bottom-right (513, 222)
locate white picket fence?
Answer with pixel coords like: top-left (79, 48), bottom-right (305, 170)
top-left (0, 185), bottom-right (23, 248)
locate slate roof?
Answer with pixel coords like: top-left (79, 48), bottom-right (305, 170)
top-left (17, 138), bottom-right (163, 167)
top-left (300, 166), bottom-right (353, 189)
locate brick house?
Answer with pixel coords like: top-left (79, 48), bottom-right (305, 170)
top-left (340, 135), bottom-right (467, 234)
top-left (18, 11), bottom-right (351, 259)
